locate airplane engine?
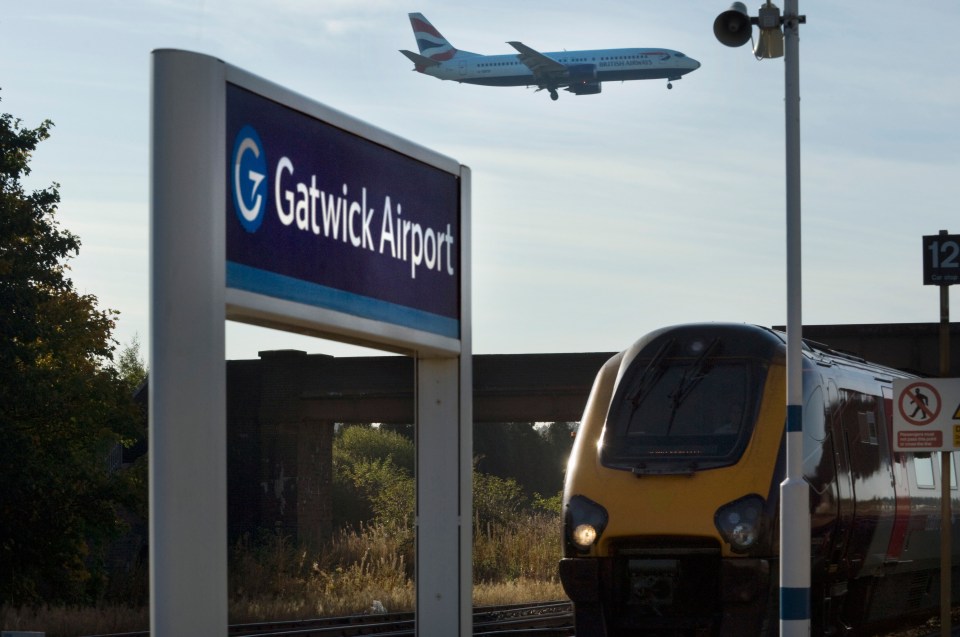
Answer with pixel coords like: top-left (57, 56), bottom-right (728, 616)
top-left (566, 64), bottom-right (601, 95)
top-left (568, 80), bottom-right (601, 95)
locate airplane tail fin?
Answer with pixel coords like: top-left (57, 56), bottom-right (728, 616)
top-left (408, 12), bottom-right (471, 62)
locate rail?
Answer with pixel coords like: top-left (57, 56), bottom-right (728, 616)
top-left (81, 601), bottom-right (574, 637)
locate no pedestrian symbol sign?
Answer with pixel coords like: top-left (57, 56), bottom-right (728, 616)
top-left (893, 378), bottom-right (960, 451)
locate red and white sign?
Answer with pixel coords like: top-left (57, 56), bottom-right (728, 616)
top-left (893, 378), bottom-right (960, 451)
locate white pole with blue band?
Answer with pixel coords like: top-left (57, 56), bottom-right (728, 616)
top-left (780, 1), bottom-right (810, 635)
top-left (713, 2), bottom-right (809, 631)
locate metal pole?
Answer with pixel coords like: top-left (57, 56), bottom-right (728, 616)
top-left (150, 50), bottom-right (228, 637)
top-left (939, 231), bottom-right (951, 637)
top-left (780, 2), bottom-right (810, 635)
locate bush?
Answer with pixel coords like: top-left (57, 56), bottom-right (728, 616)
top-left (333, 426), bottom-right (415, 528)
top-left (473, 470), bottom-right (527, 529)
top-left (335, 425), bottom-right (414, 473)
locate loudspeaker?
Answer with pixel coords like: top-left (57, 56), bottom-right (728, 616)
top-left (753, 3), bottom-right (784, 58)
top-left (754, 28), bottom-right (784, 58)
top-left (713, 2), bottom-right (752, 48)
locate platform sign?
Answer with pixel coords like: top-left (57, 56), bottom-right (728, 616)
top-left (923, 233), bottom-right (960, 286)
top-left (226, 84), bottom-right (461, 345)
top-left (151, 50), bottom-right (473, 637)
top-left (892, 378), bottom-right (960, 451)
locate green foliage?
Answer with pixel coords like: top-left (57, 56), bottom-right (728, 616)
top-left (333, 426), bottom-right (543, 530)
top-left (332, 426), bottom-right (415, 530)
top-left (472, 469), bottom-right (526, 528)
top-left (333, 425), bottom-right (569, 532)
top-left (473, 422), bottom-right (575, 498)
top-left (335, 425), bottom-right (414, 474)
top-left (350, 457), bottom-right (414, 533)
top-left (115, 333), bottom-right (147, 391)
top-left (330, 426), bottom-right (566, 588)
top-left (532, 491), bottom-right (563, 515)
top-left (0, 99), bottom-right (142, 605)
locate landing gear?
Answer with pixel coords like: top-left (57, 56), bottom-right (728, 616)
top-left (667, 82), bottom-right (673, 89)
top-left (549, 89), bottom-right (559, 101)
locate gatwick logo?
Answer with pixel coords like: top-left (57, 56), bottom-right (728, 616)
top-left (231, 125), bottom-right (267, 233)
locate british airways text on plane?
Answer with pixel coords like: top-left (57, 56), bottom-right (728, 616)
top-left (400, 13), bottom-right (700, 101)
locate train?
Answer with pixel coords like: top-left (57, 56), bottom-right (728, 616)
top-left (559, 323), bottom-right (960, 636)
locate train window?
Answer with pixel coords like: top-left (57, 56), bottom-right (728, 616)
top-left (858, 412), bottom-right (878, 445)
top-left (915, 455), bottom-right (935, 489)
top-left (803, 386), bottom-right (827, 442)
top-left (838, 391), bottom-right (889, 489)
top-left (601, 334), bottom-right (765, 474)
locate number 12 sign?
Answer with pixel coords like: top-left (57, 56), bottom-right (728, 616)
top-left (923, 233), bottom-right (960, 286)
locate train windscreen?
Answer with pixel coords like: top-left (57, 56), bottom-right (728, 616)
top-left (601, 330), bottom-right (770, 475)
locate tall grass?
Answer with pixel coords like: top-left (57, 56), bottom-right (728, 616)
top-left (2, 511), bottom-right (564, 635)
top-left (1, 511), bottom-right (564, 636)
top-left (229, 523), bottom-right (416, 621)
top-left (229, 511), bottom-right (562, 621)
top-left (473, 512), bottom-right (560, 582)
top-left (0, 605), bottom-right (148, 636)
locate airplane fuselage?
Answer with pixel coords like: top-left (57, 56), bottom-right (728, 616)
top-left (428, 48), bottom-right (698, 88)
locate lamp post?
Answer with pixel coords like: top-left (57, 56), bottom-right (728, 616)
top-left (714, 3), bottom-right (808, 635)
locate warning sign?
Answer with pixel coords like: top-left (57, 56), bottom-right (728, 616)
top-left (897, 381), bottom-right (942, 426)
top-left (893, 378), bottom-right (960, 452)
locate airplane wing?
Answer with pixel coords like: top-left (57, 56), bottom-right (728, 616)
top-left (507, 41), bottom-right (567, 78)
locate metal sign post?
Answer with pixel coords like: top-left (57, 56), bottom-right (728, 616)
top-left (937, 239), bottom-right (952, 637)
top-left (780, 3), bottom-right (811, 636)
top-left (151, 49), bottom-right (472, 636)
top-left (895, 229), bottom-right (959, 636)
top-left (940, 318), bottom-right (951, 637)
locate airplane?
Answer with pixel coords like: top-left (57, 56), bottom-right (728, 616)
top-left (400, 13), bottom-right (701, 101)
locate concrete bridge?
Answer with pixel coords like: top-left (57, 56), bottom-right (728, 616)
top-left (149, 322), bottom-right (959, 547)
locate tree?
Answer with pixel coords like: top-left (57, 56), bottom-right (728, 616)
top-left (116, 333), bottom-right (147, 391)
top-left (474, 422), bottom-right (574, 498)
top-left (0, 98), bottom-right (141, 604)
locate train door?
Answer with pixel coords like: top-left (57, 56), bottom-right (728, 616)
top-left (827, 380), bottom-right (854, 574)
top-left (804, 382), bottom-right (839, 556)
top-left (836, 388), bottom-right (897, 578)
top-left (883, 385), bottom-right (912, 561)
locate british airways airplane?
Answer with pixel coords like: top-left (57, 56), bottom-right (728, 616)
top-left (400, 13), bottom-right (700, 101)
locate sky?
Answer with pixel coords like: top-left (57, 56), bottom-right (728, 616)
top-left (2, 1), bottom-right (959, 364)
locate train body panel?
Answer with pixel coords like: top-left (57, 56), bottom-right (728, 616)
top-left (560, 323), bottom-right (960, 636)
top-left (566, 358), bottom-right (786, 556)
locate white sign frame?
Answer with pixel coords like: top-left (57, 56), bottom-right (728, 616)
top-left (150, 49), bottom-right (472, 636)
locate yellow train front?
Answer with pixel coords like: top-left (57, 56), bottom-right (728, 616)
top-left (559, 322), bottom-right (959, 636)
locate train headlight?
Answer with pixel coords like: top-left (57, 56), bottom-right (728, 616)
top-left (714, 495), bottom-right (765, 553)
top-left (565, 495), bottom-right (609, 553)
top-left (572, 523), bottom-right (598, 548)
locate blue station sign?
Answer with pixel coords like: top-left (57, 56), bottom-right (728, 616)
top-left (226, 84), bottom-right (461, 339)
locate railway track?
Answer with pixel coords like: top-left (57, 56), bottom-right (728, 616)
top-left (83, 600), bottom-right (574, 637)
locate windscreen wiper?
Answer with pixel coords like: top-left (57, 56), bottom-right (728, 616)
top-left (664, 338), bottom-right (721, 434)
top-left (626, 337), bottom-right (675, 410)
